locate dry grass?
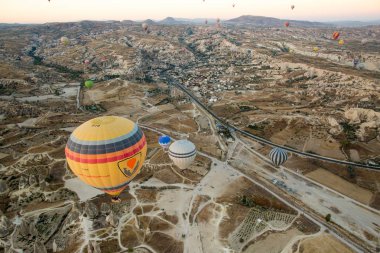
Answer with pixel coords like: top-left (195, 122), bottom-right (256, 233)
top-left (306, 168), bottom-right (373, 205)
top-left (298, 234), bottom-right (354, 253)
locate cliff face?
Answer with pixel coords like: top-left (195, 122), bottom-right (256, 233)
top-left (345, 108), bottom-right (380, 141)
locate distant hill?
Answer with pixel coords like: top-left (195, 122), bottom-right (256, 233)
top-left (158, 17), bottom-right (186, 25)
top-left (142, 19), bottom-right (156, 25)
top-left (121, 20), bottom-right (135, 24)
top-left (0, 23), bottom-right (27, 28)
top-left (174, 18), bottom-right (217, 24)
top-left (226, 15), bottom-right (329, 27)
top-left (328, 20), bottom-right (380, 27)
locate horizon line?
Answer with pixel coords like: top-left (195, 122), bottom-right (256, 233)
top-left (1, 15), bottom-right (380, 25)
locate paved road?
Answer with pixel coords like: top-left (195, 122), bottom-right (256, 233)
top-left (162, 74), bottom-right (380, 171)
top-left (158, 73), bottom-right (378, 252)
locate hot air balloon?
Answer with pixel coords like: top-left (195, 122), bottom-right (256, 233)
top-left (84, 80), bottom-right (94, 89)
top-left (65, 116), bottom-right (147, 202)
top-left (142, 23), bottom-right (148, 32)
top-left (313, 47), bottom-right (319, 53)
top-left (216, 18), bottom-right (221, 28)
top-left (269, 147), bottom-right (288, 167)
top-left (60, 37), bottom-right (70, 46)
top-left (291, 5), bottom-right (295, 10)
top-left (332, 31), bottom-right (340, 40)
top-left (284, 22), bottom-right (290, 27)
top-left (205, 19), bottom-right (208, 25)
top-left (169, 140), bottom-right (196, 170)
top-left (338, 39), bottom-right (344, 46)
top-left (353, 58), bottom-right (360, 68)
top-left (158, 135), bottom-right (171, 149)
top-left (232, 3), bottom-right (235, 8)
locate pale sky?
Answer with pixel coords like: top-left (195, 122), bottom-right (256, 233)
top-left (0, 0), bottom-right (379, 23)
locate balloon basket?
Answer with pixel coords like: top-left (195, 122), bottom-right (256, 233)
top-left (111, 196), bottom-right (121, 203)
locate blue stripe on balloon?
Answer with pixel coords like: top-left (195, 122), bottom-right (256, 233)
top-left (67, 128), bottom-right (143, 155)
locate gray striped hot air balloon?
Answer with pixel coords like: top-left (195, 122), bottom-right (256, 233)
top-left (169, 140), bottom-right (196, 170)
top-left (269, 147), bottom-right (288, 167)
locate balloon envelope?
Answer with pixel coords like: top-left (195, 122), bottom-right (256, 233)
top-left (65, 116), bottom-right (147, 196)
top-left (338, 39), bottom-right (344, 45)
top-left (158, 135), bottom-right (171, 148)
top-left (84, 80), bottom-right (94, 88)
top-left (60, 37), bottom-right (70, 45)
top-left (142, 23), bottom-right (148, 31)
top-left (169, 140), bottom-right (196, 170)
top-left (332, 32), bottom-right (340, 40)
top-left (269, 147), bottom-right (288, 167)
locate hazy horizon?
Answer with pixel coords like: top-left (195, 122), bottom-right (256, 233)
top-left (1, 0), bottom-right (379, 24)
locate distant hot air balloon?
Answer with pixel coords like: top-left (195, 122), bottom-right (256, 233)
top-left (232, 3), bottom-right (235, 8)
top-left (158, 135), bottom-right (171, 149)
top-left (216, 18), bottom-right (221, 28)
top-left (205, 19), bottom-right (208, 25)
top-left (291, 5), bottom-right (295, 10)
top-left (338, 39), bottom-right (344, 46)
top-left (313, 47), bottom-right (319, 53)
top-left (65, 116), bottom-right (147, 202)
top-left (169, 140), bottom-right (196, 170)
top-left (142, 23), bottom-right (148, 32)
top-left (84, 80), bottom-right (94, 88)
top-left (332, 31), bottom-right (340, 40)
top-left (284, 21), bottom-right (290, 27)
top-left (60, 37), bottom-right (70, 46)
top-left (269, 147), bottom-right (288, 167)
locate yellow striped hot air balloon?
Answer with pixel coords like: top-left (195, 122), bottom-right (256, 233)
top-left (338, 39), bottom-right (344, 46)
top-left (65, 116), bottom-right (147, 202)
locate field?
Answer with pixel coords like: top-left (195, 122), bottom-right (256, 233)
top-left (306, 168), bottom-right (373, 205)
top-left (297, 234), bottom-right (355, 253)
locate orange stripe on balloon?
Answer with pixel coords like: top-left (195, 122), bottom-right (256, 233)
top-left (103, 186), bottom-right (128, 194)
top-left (78, 174), bottom-right (110, 178)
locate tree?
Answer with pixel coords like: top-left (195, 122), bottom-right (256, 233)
top-left (325, 213), bottom-right (331, 222)
top-left (347, 166), bottom-right (356, 179)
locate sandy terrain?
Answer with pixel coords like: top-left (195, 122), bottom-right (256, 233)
top-left (297, 233), bottom-right (355, 253)
top-left (306, 168), bottom-right (373, 205)
top-left (242, 228), bottom-right (302, 253)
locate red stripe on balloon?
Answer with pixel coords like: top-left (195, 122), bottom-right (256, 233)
top-left (66, 139), bottom-right (146, 164)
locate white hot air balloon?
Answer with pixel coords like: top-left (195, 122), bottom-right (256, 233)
top-left (269, 147), bottom-right (288, 167)
top-left (169, 140), bottom-right (196, 170)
